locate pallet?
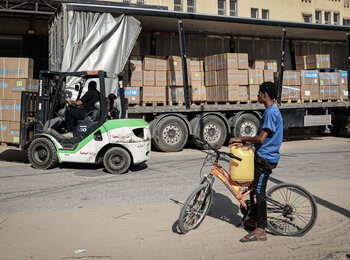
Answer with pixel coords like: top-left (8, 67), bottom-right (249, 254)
top-left (168, 101), bottom-right (183, 106)
top-left (281, 99), bottom-right (301, 103)
top-left (317, 68), bottom-right (338, 72)
top-left (128, 103), bottom-right (140, 107)
top-left (300, 99), bottom-right (321, 103)
top-left (191, 101), bottom-right (207, 106)
top-left (141, 101), bottom-right (167, 107)
top-left (247, 100), bottom-right (259, 104)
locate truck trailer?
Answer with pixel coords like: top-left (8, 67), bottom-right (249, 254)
top-left (47, 2), bottom-right (350, 153)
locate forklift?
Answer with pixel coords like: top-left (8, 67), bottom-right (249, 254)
top-left (20, 70), bottom-right (151, 174)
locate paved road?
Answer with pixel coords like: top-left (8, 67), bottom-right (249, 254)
top-left (0, 136), bottom-right (349, 259)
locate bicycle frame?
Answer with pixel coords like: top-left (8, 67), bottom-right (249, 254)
top-left (210, 162), bottom-right (253, 208)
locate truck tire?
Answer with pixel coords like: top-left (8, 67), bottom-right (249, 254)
top-left (152, 116), bottom-right (188, 152)
top-left (234, 113), bottom-right (260, 138)
top-left (103, 147), bottom-right (131, 174)
top-left (193, 115), bottom-right (227, 149)
top-left (28, 137), bottom-right (58, 170)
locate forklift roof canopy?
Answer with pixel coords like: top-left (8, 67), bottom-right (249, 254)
top-left (62, 3), bottom-right (350, 42)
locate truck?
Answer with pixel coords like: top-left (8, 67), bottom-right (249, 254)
top-left (47, 2), bottom-right (350, 153)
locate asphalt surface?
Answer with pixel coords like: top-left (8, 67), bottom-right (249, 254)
top-left (0, 136), bottom-right (349, 213)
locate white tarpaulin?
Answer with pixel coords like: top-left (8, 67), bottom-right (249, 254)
top-left (61, 11), bottom-right (141, 96)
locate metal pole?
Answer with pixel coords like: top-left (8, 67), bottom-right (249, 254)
top-left (178, 19), bottom-right (190, 109)
top-left (277, 27), bottom-right (286, 105)
top-left (347, 32), bottom-right (350, 100)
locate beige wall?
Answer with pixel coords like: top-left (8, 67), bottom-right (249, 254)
top-left (108, 0), bottom-right (350, 24)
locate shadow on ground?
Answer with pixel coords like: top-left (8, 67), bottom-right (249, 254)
top-left (0, 149), bottom-right (28, 163)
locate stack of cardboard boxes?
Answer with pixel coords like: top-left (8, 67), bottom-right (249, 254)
top-left (281, 70), bottom-right (301, 101)
top-left (339, 70), bottom-right (348, 100)
top-left (0, 57), bottom-right (38, 144)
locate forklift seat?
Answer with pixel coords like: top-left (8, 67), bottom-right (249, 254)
top-left (77, 101), bottom-right (100, 123)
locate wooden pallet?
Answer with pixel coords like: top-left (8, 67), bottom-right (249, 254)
top-left (141, 101), bottom-right (167, 107)
top-left (281, 99), bottom-right (301, 103)
top-left (247, 100), bottom-right (259, 104)
top-left (319, 98), bottom-right (340, 103)
top-left (128, 103), bottom-right (140, 107)
top-left (168, 101), bottom-right (184, 106)
top-left (300, 99), bottom-right (321, 103)
top-left (191, 101), bottom-right (207, 106)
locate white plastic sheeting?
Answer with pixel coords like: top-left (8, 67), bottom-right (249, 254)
top-left (61, 11), bottom-right (141, 96)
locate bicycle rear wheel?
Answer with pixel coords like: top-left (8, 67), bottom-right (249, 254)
top-left (266, 183), bottom-right (318, 237)
top-left (178, 183), bottom-right (213, 234)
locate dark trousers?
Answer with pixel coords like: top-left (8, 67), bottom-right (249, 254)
top-left (250, 154), bottom-right (277, 229)
top-left (65, 108), bottom-right (85, 132)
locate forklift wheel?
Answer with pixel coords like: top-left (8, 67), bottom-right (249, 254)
top-left (28, 137), bottom-right (58, 170)
top-left (103, 147), bottom-right (131, 174)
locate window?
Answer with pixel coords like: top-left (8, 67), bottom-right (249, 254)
top-left (218, 0), bottom-right (226, 15)
top-left (315, 10), bottom-right (322, 23)
top-left (334, 12), bottom-right (340, 25)
top-left (174, 0), bottom-right (182, 11)
top-left (343, 18), bottom-right (350, 26)
top-left (230, 0), bottom-right (237, 16)
top-left (325, 11), bottom-right (331, 24)
top-left (137, 0), bottom-right (145, 3)
top-left (251, 8), bottom-right (258, 19)
top-left (303, 14), bottom-right (312, 23)
top-left (123, 0), bottom-right (131, 3)
top-left (262, 9), bottom-right (269, 19)
top-left (187, 0), bottom-right (195, 12)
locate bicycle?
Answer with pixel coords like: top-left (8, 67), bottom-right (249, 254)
top-left (178, 139), bottom-right (318, 237)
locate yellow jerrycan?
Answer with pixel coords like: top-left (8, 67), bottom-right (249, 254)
top-left (229, 146), bottom-right (255, 182)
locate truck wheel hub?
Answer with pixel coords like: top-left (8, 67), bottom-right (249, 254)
top-left (240, 121), bottom-right (257, 137)
top-left (204, 124), bottom-right (219, 142)
top-left (163, 125), bottom-right (180, 144)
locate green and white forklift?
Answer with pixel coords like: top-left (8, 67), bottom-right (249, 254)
top-left (19, 70), bottom-right (151, 174)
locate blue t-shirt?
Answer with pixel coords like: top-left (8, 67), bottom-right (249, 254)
top-left (255, 104), bottom-right (283, 163)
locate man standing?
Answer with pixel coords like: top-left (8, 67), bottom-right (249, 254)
top-left (229, 81), bottom-right (283, 242)
top-left (64, 80), bottom-right (100, 137)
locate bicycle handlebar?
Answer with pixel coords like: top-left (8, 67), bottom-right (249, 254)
top-left (195, 138), bottom-right (242, 162)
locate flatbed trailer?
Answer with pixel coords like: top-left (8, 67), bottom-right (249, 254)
top-left (48, 2), bottom-right (350, 152)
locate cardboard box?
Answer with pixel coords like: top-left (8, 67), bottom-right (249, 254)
top-left (1, 99), bottom-right (21, 121)
top-left (0, 57), bottom-right (34, 79)
top-left (206, 86), bottom-right (217, 102)
top-left (320, 86), bottom-right (338, 99)
top-left (250, 60), bottom-right (265, 70)
top-left (265, 60), bottom-right (278, 72)
top-left (155, 56), bottom-right (167, 71)
top-left (339, 85), bottom-right (349, 100)
top-left (167, 70), bottom-right (183, 86)
top-left (130, 71), bottom-right (143, 86)
top-left (263, 70), bottom-right (274, 82)
top-left (204, 55), bottom-right (217, 72)
top-left (249, 69), bottom-right (264, 85)
top-left (217, 85), bottom-right (228, 102)
top-left (301, 70), bottom-right (319, 85)
top-left (124, 87), bottom-right (140, 104)
top-left (227, 85), bottom-right (248, 102)
top-left (141, 87), bottom-right (154, 102)
top-left (143, 56), bottom-right (156, 71)
top-left (301, 85), bottom-right (320, 100)
top-left (9, 121), bottom-right (20, 143)
top-left (168, 86), bottom-right (184, 103)
top-left (167, 56), bottom-right (182, 71)
top-left (155, 71), bottom-right (167, 86)
top-left (205, 71), bottom-right (217, 86)
top-left (217, 53), bottom-right (238, 71)
top-left (190, 85), bottom-right (206, 101)
top-left (238, 53), bottom-right (249, 69)
top-left (281, 86), bottom-right (301, 100)
top-left (319, 72), bottom-right (339, 86)
top-left (248, 85), bottom-right (259, 101)
top-left (339, 70), bottom-right (347, 85)
top-left (129, 56), bottom-right (143, 71)
top-left (0, 79), bottom-right (39, 99)
top-left (306, 54), bottom-right (331, 69)
top-left (217, 69), bottom-right (248, 86)
top-left (189, 71), bottom-right (204, 86)
top-left (143, 71), bottom-right (155, 86)
top-left (0, 121), bottom-right (10, 142)
top-left (130, 40), bottom-right (140, 56)
top-left (282, 71), bottom-right (301, 86)
top-left (188, 57), bottom-right (203, 72)
top-left (154, 87), bottom-right (167, 102)
top-left (295, 56), bottom-right (307, 70)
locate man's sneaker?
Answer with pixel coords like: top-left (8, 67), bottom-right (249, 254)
top-left (63, 132), bottom-right (73, 138)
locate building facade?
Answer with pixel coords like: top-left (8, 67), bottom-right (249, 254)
top-left (114, 0), bottom-right (350, 25)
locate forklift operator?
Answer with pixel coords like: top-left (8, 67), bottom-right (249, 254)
top-left (64, 80), bottom-right (100, 137)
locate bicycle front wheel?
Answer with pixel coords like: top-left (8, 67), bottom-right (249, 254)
top-left (178, 183), bottom-right (213, 234)
top-left (266, 183), bottom-right (318, 237)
